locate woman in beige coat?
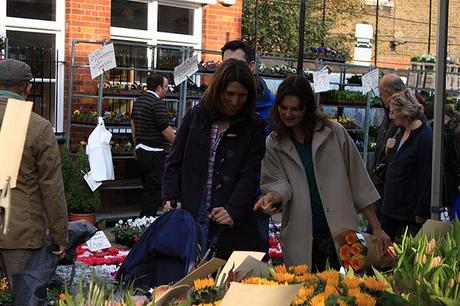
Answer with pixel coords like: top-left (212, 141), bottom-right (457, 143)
top-left (254, 76), bottom-right (391, 271)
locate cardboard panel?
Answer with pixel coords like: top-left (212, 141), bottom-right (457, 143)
top-left (221, 282), bottom-right (302, 306)
top-left (0, 99), bottom-right (33, 188)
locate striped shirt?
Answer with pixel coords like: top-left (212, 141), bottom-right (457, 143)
top-left (197, 122), bottom-right (229, 224)
top-left (132, 91), bottom-right (170, 149)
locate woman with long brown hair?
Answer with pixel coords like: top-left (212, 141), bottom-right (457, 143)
top-left (162, 58), bottom-right (266, 259)
top-left (254, 75), bottom-right (390, 271)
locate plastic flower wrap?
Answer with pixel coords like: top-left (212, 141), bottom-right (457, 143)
top-left (335, 230), bottom-right (395, 272)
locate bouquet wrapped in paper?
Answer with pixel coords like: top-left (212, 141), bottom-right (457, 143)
top-left (335, 229), bottom-right (395, 271)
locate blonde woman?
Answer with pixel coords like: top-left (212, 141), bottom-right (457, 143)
top-left (381, 88), bottom-right (433, 240)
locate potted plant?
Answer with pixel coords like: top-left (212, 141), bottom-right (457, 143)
top-left (61, 145), bottom-right (101, 223)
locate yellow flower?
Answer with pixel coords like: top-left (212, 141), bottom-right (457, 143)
top-left (343, 276), bottom-right (363, 289)
top-left (241, 277), bottom-right (280, 286)
top-left (295, 273), bottom-right (317, 283)
top-left (310, 293), bottom-right (326, 306)
top-left (324, 284), bottom-right (339, 300)
top-left (194, 277), bottom-right (215, 291)
top-left (354, 292), bottom-right (377, 306)
top-left (337, 299), bottom-right (348, 306)
top-left (347, 288), bottom-right (362, 298)
top-left (292, 286), bottom-right (315, 306)
top-left (274, 272), bottom-right (295, 284)
top-left (317, 270), bottom-right (340, 283)
top-left (73, 109), bottom-right (80, 115)
top-left (0, 277), bottom-right (9, 292)
top-left (363, 277), bottom-right (388, 292)
top-left (291, 265), bottom-right (309, 275)
top-left (58, 293), bottom-right (66, 301)
top-left (274, 264), bottom-right (287, 274)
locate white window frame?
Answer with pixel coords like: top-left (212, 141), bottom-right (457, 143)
top-left (0, 0), bottom-right (65, 133)
top-left (111, 0), bottom-right (202, 51)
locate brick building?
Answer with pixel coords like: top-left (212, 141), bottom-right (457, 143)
top-left (348, 0), bottom-right (460, 68)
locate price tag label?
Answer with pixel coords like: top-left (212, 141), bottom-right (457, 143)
top-left (173, 55), bottom-right (199, 85)
top-left (84, 171), bottom-right (102, 192)
top-left (88, 43), bottom-right (117, 79)
top-left (313, 71), bottom-right (331, 93)
top-left (86, 231), bottom-right (112, 252)
top-left (362, 69), bottom-right (379, 93)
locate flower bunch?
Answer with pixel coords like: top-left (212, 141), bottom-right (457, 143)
top-left (268, 222), bottom-right (283, 264)
top-left (76, 245), bottom-right (129, 266)
top-left (291, 269), bottom-right (399, 306)
top-left (191, 277), bottom-right (223, 305)
top-left (389, 220), bottom-right (460, 305)
top-left (339, 231), bottom-right (367, 271)
top-left (111, 216), bottom-right (157, 246)
top-left (333, 116), bottom-right (357, 130)
top-left (199, 60), bottom-right (221, 71)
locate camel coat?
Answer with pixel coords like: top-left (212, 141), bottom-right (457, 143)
top-left (261, 120), bottom-right (379, 268)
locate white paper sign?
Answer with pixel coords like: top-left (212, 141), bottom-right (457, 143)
top-left (173, 55), bottom-right (199, 85)
top-left (88, 43), bottom-right (117, 79)
top-left (361, 69), bottom-right (379, 93)
top-left (86, 231), bottom-right (112, 252)
top-left (312, 71), bottom-right (331, 93)
top-left (84, 172), bottom-right (102, 191)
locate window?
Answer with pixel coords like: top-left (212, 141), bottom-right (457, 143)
top-left (158, 5), bottom-right (194, 35)
top-left (1, 1), bottom-right (65, 132)
top-left (7, 0), bottom-right (56, 21)
top-left (111, 0), bottom-right (148, 30)
top-left (6, 31), bottom-right (56, 78)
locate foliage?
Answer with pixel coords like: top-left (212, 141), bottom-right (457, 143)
top-left (321, 90), bottom-right (367, 102)
top-left (389, 220), bottom-right (460, 305)
top-left (242, 0), bottom-right (363, 57)
top-left (57, 277), bottom-right (150, 306)
top-left (111, 216), bottom-right (157, 245)
top-left (61, 146), bottom-right (101, 214)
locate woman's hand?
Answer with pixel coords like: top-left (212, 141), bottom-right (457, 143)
top-left (373, 228), bottom-right (392, 252)
top-left (253, 191), bottom-right (282, 215)
top-left (209, 207), bottom-right (234, 226)
top-left (385, 137), bottom-right (396, 156)
top-left (163, 201), bottom-right (182, 212)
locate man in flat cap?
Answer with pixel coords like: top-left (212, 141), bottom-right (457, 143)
top-left (0, 59), bottom-right (68, 297)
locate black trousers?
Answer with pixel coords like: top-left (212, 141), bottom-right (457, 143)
top-left (379, 213), bottom-right (421, 242)
top-left (136, 149), bottom-right (165, 217)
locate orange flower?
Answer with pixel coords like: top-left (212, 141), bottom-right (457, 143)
top-left (274, 272), bottom-right (295, 284)
top-left (353, 291), bottom-right (377, 306)
top-left (350, 242), bottom-right (364, 255)
top-left (343, 276), bottom-right (363, 289)
top-left (363, 277), bottom-right (388, 292)
top-left (295, 273), bottom-right (317, 283)
top-left (194, 277), bottom-right (215, 291)
top-left (58, 293), bottom-right (66, 301)
top-left (291, 264), bottom-right (309, 275)
top-left (350, 254), bottom-right (366, 271)
top-left (339, 244), bottom-right (352, 261)
top-left (342, 259), bottom-right (351, 268)
top-left (241, 277), bottom-right (280, 286)
top-left (345, 232), bottom-right (358, 245)
top-left (386, 246), bottom-right (397, 257)
top-left (274, 264), bottom-right (287, 274)
top-left (324, 284), bottom-right (339, 299)
top-left (310, 293), bottom-right (326, 306)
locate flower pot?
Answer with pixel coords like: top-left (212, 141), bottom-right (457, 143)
top-left (69, 212), bottom-right (95, 224)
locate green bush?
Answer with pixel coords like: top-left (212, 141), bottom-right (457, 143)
top-left (61, 146), bottom-right (101, 214)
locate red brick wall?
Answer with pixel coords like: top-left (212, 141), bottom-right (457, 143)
top-left (202, 0), bottom-right (243, 57)
top-left (65, 0), bottom-right (111, 143)
top-left (345, 0), bottom-right (460, 68)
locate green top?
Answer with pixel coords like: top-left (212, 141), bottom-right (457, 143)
top-left (293, 139), bottom-right (328, 229)
top-left (0, 90), bottom-right (25, 101)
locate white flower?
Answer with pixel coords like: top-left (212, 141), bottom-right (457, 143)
top-left (118, 220), bottom-right (123, 225)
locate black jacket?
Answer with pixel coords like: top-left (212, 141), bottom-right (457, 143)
top-left (382, 123), bottom-right (433, 221)
top-left (162, 104), bottom-right (266, 259)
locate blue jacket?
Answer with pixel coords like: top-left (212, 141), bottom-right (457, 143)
top-left (162, 104), bottom-right (266, 259)
top-left (382, 122), bottom-right (433, 221)
top-left (255, 76), bottom-right (275, 123)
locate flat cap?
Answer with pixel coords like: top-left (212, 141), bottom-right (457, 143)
top-left (0, 59), bottom-right (33, 82)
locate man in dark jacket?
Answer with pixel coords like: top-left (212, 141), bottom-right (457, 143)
top-left (0, 59), bottom-right (68, 298)
top-left (371, 73), bottom-right (406, 196)
top-left (221, 40), bottom-right (275, 123)
top-left (131, 73), bottom-right (175, 217)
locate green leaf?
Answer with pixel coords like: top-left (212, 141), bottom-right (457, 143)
top-left (430, 296), bottom-right (460, 306)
